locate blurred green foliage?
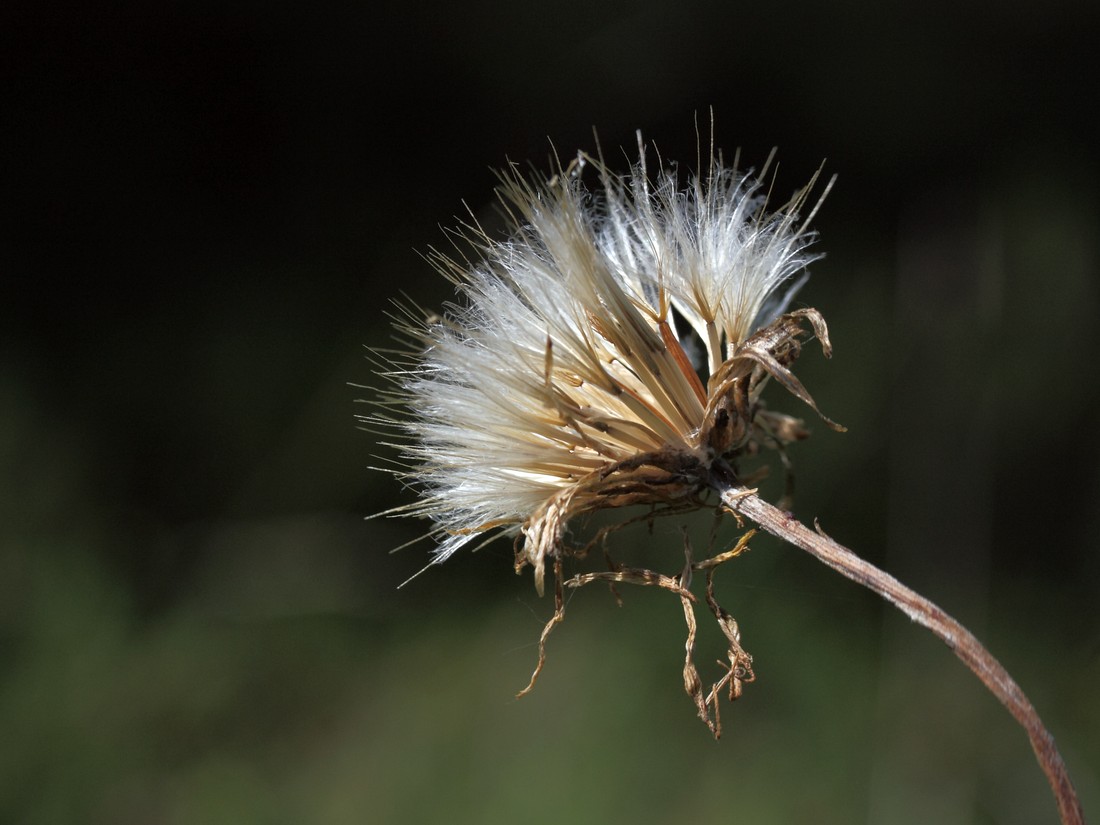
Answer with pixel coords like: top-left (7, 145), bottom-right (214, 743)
top-left (3, 0), bottom-right (1099, 822)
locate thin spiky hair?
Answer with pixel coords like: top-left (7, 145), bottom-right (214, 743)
top-left (366, 131), bottom-right (835, 588)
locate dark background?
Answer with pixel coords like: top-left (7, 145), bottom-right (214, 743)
top-left (3, 1), bottom-right (1098, 822)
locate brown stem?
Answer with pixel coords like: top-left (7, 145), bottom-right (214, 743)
top-left (718, 486), bottom-right (1085, 825)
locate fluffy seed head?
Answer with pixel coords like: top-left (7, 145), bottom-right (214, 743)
top-left (370, 135), bottom-right (838, 591)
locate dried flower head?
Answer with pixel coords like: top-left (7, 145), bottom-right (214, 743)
top-left (365, 134), bottom-right (1086, 817)
top-left (370, 135), bottom-right (839, 597)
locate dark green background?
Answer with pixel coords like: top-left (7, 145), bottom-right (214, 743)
top-left (3, 1), bottom-right (1098, 822)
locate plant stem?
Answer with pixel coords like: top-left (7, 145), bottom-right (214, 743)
top-left (718, 485), bottom-right (1085, 825)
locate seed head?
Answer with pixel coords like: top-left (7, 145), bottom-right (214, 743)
top-left (370, 135), bottom-right (839, 592)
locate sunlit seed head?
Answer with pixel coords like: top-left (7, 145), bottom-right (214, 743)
top-left (368, 133), bottom-right (837, 591)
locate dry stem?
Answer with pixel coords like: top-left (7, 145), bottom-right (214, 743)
top-left (718, 485), bottom-right (1085, 825)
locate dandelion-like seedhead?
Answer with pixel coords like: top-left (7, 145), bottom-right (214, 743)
top-left (367, 133), bottom-right (1084, 811)
top-left (370, 136), bottom-right (839, 594)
